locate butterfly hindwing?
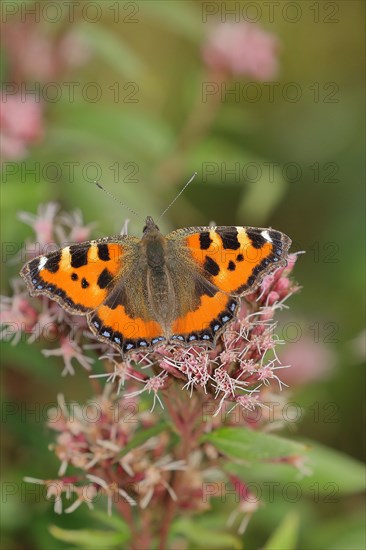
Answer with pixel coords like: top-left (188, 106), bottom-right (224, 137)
top-left (87, 303), bottom-right (166, 354)
top-left (20, 238), bottom-right (132, 314)
top-left (170, 292), bottom-right (239, 346)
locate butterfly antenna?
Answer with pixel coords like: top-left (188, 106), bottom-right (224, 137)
top-left (158, 172), bottom-right (198, 222)
top-left (93, 181), bottom-right (141, 219)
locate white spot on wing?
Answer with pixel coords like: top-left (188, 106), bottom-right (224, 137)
top-left (38, 256), bottom-right (47, 271)
top-left (261, 230), bottom-right (272, 243)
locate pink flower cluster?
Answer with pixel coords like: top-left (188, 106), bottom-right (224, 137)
top-left (24, 390), bottom-right (187, 515)
top-left (0, 95), bottom-right (44, 161)
top-left (1, 204), bottom-right (95, 370)
top-left (1, 20), bottom-right (91, 160)
top-left (202, 22), bottom-right (279, 80)
top-left (2, 21), bottom-right (90, 82)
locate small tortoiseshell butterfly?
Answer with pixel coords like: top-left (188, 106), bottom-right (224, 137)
top-left (20, 217), bottom-right (291, 355)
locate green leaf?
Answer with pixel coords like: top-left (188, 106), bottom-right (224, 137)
top-left (1, 341), bottom-right (61, 383)
top-left (298, 440), bottom-right (366, 494)
top-left (263, 512), bottom-right (299, 550)
top-left (226, 439), bottom-right (366, 495)
top-left (51, 104), bottom-right (174, 161)
top-left (186, 138), bottom-right (288, 224)
top-left (188, 138), bottom-right (256, 187)
top-left (237, 164), bottom-right (287, 224)
top-left (172, 517), bottom-right (242, 549)
top-left (49, 525), bottom-right (130, 549)
top-left (78, 24), bottom-right (145, 79)
top-left (115, 420), bottom-right (169, 460)
top-left (90, 509), bottom-right (130, 531)
top-left (303, 511), bottom-right (366, 550)
top-left (202, 427), bottom-right (307, 463)
top-left (142, 2), bottom-right (203, 42)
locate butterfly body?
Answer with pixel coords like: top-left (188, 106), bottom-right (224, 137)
top-left (21, 217), bottom-right (291, 355)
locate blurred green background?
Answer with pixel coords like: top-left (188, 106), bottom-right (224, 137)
top-left (1, 1), bottom-right (365, 549)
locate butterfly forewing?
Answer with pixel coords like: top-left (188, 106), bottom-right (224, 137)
top-left (20, 239), bottom-right (127, 314)
top-left (168, 225), bottom-right (291, 297)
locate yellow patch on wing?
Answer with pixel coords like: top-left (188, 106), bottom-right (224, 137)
top-left (38, 243), bottom-right (124, 310)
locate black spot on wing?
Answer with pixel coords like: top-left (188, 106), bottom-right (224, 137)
top-left (97, 268), bottom-right (113, 289)
top-left (199, 231), bottom-right (213, 250)
top-left (204, 256), bottom-right (220, 276)
top-left (216, 227), bottom-right (240, 250)
top-left (269, 230), bottom-right (282, 242)
top-left (97, 243), bottom-right (110, 261)
top-left (81, 278), bottom-right (89, 288)
top-left (71, 273), bottom-right (78, 281)
top-left (237, 254), bottom-right (244, 262)
top-left (70, 244), bottom-right (90, 268)
top-left (246, 229), bottom-right (266, 249)
top-left (26, 267), bottom-right (88, 312)
top-left (44, 251), bottom-right (61, 273)
top-left (228, 260), bottom-right (236, 271)
top-left (28, 258), bottom-right (39, 276)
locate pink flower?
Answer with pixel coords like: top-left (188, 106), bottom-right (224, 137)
top-left (1, 21), bottom-right (57, 82)
top-left (42, 337), bottom-right (94, 376)
top-left (18, 202), bottom-right (59, 250)
top-left (0, 293), bottom-right (38, 344)
top-left (0, 95), bottom-right (44, 160)
top-left (227, 476), bottom-right (262, 534)
top-left (202, 22), bottom-right (279, 80)
top-left (56, 209), bottom-right (96, 243)
top-left (2, 21), bottom-right (91, 82)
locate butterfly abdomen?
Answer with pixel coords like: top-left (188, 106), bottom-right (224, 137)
top-left (140, 232), bottom-right (175, 329)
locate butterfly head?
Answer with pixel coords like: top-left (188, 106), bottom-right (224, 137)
top-left (143, 216), bottom-right (160, 235)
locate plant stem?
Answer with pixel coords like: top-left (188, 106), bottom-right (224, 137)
top-left (158, 384), bottom-right (204, 549)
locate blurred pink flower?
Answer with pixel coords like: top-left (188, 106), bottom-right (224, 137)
top-left (1, 21), bottom-right (56, 82)
top-left (349, 329), bottom-right (366, 362)
top-left (0, 95), bottom-right (44, 160)
top-left (0, 293), bottom-right (38, 344)
top-left (279, 333), bottom-right (336, 386)
top-left (1, 21), bottom-right (91, 82)
top-left (43, 336), bottom-right (94, 376)
top-left (18, 202), bottom-right (59, 249)
top-left (202, 22), bottom-right (279, 80)
top-left (227, 476), bottom-right (262, 534)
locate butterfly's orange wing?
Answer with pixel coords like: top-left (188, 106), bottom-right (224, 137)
top-left (166, 225), bottom-right (291, 344)
top-left (21, 239), bottom-right (128, 313)
top-left (88, 302), bottom-right (165, 353)
top-left (20, 237), bottom-right (166, 354)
